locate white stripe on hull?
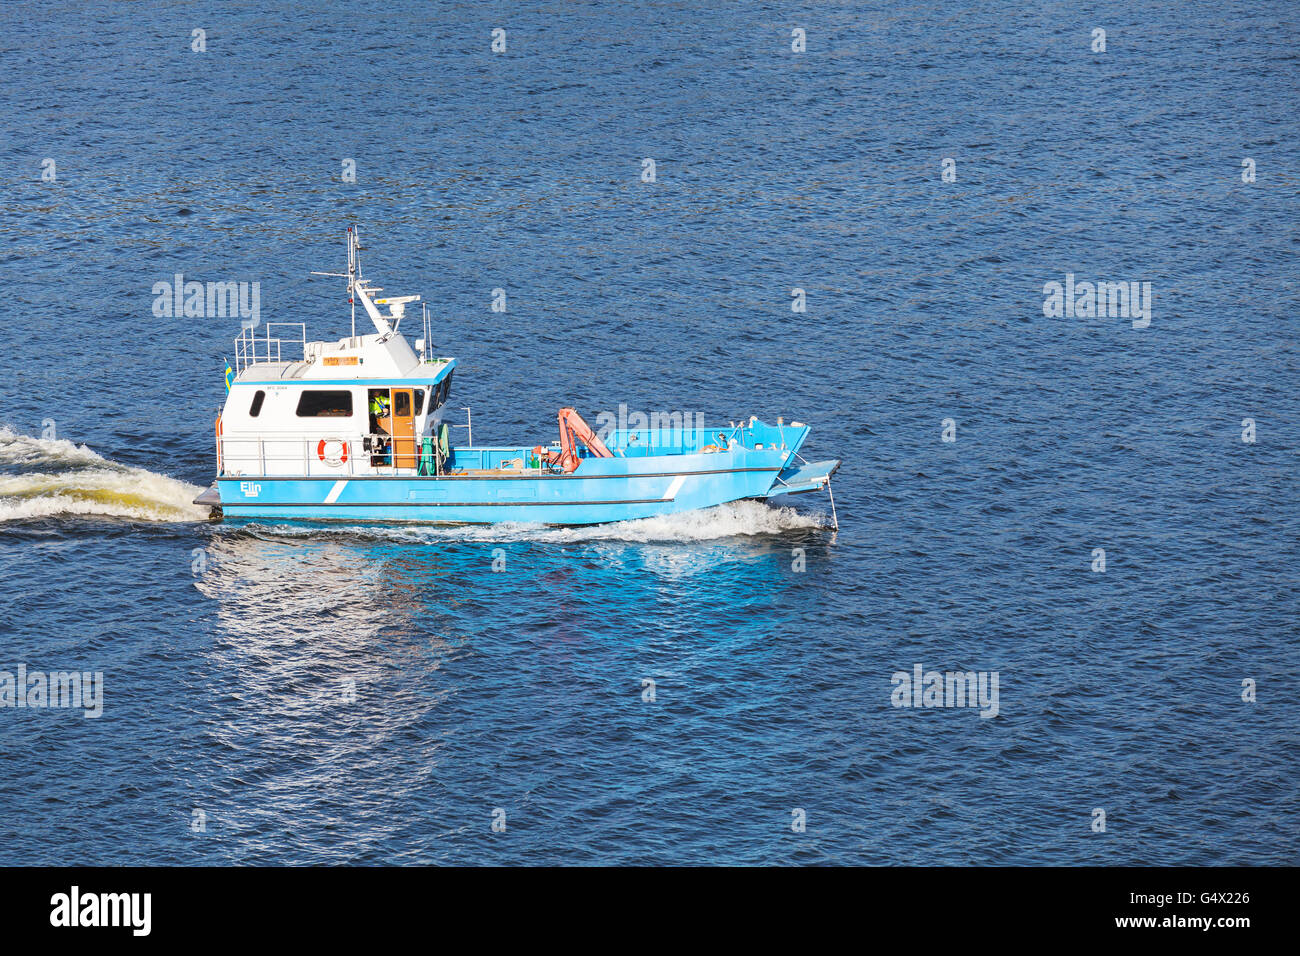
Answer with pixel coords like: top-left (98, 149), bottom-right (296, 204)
top-left (662, 474), bottom-right (687, 500)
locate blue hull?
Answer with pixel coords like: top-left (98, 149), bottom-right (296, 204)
top-left (210, 420), bottom-right (839, 526)
top-left (218, 456), bottom-right (783, 525)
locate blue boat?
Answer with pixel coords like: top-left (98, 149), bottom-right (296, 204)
top-left (195, 229), bottom-right (839, 526)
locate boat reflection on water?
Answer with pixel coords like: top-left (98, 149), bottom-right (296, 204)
top-left (193, 499), bottom-right (835, 662)
top-left (182, 501), bottom-right (836, 862)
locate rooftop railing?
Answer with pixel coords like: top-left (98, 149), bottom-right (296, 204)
top-left (233, 323), bottom-right (307, 375)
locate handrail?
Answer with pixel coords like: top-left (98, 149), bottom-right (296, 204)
top-left (215, 423), bottom-right (749, 479)
top-left (216, 433), bottom-right (540, 476)
top-left (216, 431), bottom-right (428, 477)
top-left (212, 430), bottom-right (627, 479)
top-left (233, 323), bottom-right (307, 375)
top-left (214, 430), bottom-right (742, 482)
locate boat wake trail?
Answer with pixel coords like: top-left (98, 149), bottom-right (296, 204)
top-left (242, 498), bottom-right (832, 544)
top-left (517, 499), bottom-right (832, 543)
top-left (0, 426), bottom-right (208, 523)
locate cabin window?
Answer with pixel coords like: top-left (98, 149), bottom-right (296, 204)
top-left (394, 390), bottom-right (411, 417)
top-left (248, 390), bottom-right (266, 418)
top-left (434, 373), bottom-right (452, 409)
top-left (414, 389), bottom-right (425, 416)
top-left (295, 390), bottom-right (353, 418)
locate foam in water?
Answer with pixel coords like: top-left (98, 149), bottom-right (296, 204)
top-left (0, 426), bottom-right (208, 523)
top-left (238, 498), bottom-right (831, 544)
top-left (0, 425), bottom-right (105, 468)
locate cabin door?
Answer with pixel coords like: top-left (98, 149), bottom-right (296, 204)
top-left (391, 389), bottom-right (417, 469)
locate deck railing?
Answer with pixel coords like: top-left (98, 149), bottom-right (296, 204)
top-left (218, 432), bottom-right (426, 477)
top-left (216, 433), bottom-right (545, 478)
top-left (606, 426), bottom-right (743, 457)
top-left (232, 323), bottom-right (308, 375)
top-left (215, 428), bottom-right (758, 478)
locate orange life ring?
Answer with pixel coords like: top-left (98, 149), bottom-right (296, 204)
top-left (317, 438), bottom-right (349, 466)
top-left (215, 415), bottom-right (223, 472)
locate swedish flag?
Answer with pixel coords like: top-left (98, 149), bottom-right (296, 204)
top-left (224, 365), bottom-right (234, 392)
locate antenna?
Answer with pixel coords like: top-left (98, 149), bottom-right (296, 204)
top-left (310, 226), bottom-right (363, 338)
top-left (311, 227), bottom-right (420, 341)
top-left (419, 302), bottom-right (430, 362)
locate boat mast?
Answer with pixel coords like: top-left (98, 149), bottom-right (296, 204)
top-left (310, 226), bottom-right (363, 339)
top-left (349, 227), bottom-right (358, 339)
top-left (311, 227), bottom-right (418, 339)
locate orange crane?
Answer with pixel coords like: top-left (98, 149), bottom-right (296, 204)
top-left (533, 407), bottom-right (614, 473)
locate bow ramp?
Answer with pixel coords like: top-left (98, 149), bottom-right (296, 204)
top-left (759, 458), bottom-right (840, 497)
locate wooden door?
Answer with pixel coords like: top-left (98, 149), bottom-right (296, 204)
top-left (391, 388), bottom-right (417, 469)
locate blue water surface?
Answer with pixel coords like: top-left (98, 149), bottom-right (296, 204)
top-left (0, 0), bottom-right (1297, 864)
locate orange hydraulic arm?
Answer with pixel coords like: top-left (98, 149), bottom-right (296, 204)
top-left (532, 407), bottom-right (613, 473)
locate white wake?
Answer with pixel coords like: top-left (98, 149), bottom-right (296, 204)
top-left (242, 498), bottom-right (831, 543)
top-left (0, 426), bottom-right (208, 523)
